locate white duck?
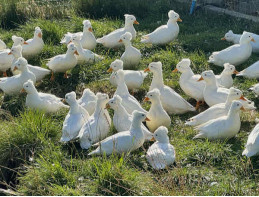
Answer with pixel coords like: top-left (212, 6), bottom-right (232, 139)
top-left (242, 123), bottom-right (259, 157)
top-left (186, 87), bottom-right (245, 126)
top-left (113, 69), bottom-right (147, 114)
top-left (237, 60), bottom-right (259, 79)
top-left (71, 35), bottom-right (103, 65)
top-left (78, 93), bottom-right (111, 149)
top-left (216, 63), bottom-right (238, 88)
top-left (0, 57), bottom-right (36, 95)
top-left (145, 61), bottom-right (195, 114)
top-left (22, 80), bottom-right (69, 112)
top-left (0, 49), bottom-right (14, 77)
top-left (172, 58), bottom-right (205, 109)
top-left (60, 91), bottom-right (89, 142)
top-left (11, 35), bottom-right (28, 47)
top-left (146, 126), bottom-right (175, 170)
top-left (47, 43), bottom-right (78, 80)
top-left (77, 88), bottom-right (97, 116)
top-left (108, 59), bottom-right (147, 92)
top-left (249, 83), bottom-right (259, 97)
top-left (106, 95), bottom-right (153, 140)
top-left (208, 32), bottom-right (254, 66)
top-left (194, 101), bottom-right (243, 140)
top-left (0, 39), bottom-right (6, 50)
top-left (60, 20), bottom-right (96, 50)
top-left (198, 70), bottom-right (255, 110)
top-left (88, 111), bottom-right (149, 156)
top-left (9, 45), bottom-right (50, 81)
top-left (141, 10), bottom-right (181, 45)
top-left (144, 89), bottom-right (171, 132)
top-left (22, 27), bottom-right (44, 59)
top-left (222, 30), bottom-right (259, 53)
top-left (119, 32), bottom-right (141, 69)
top-left (96, 14), bottom-right (139, 48)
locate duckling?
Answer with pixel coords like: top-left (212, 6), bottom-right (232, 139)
top-left (22, 79), bottom-right (68, 113)
top-left (0, 57), bottom-right (36, 95)
top-left (194, 101), bottom-right (243, 140)
top-left (47, 43), bottom-right (78, 80)
top-left (97, 14), bottom-right (139, 48)
top-left (141, 10), bottom-right (181, 45)
top-left (88, 111), bottom-right (148, 156)
top-left (108, 59), bottom-right (147, 92)
top-left (146, 126), bottom-right (175, 170)
top-left (22, 27), bottom-right (44, 59)
top-left (60, 91), bottom-right (89, 142)
top-left (145, 61), bottom-right (195, 114)
top-left (77, 88), bottom-right (97, 116)
top-left (119, 32), bottom-right (141, 69)
top-left (79, 93), bottom-right (111, 149)
top-left (172, 58), bottom-right (205, 109)
top-left (144, 89), bottom-right (171, 132)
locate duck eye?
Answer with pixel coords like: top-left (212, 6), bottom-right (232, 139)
top-left (111, 102), bottom-right (113, 104)
top-left (237, 104), bottom-right (239, 106)
top-left (142, 114), bottom-right (144, 117)
top-left (204, 74), bottom-right (207, 76)
top-left (114, 66), bottom-right (116, 67)
top-left (150, 95), bottom-right (152, 97)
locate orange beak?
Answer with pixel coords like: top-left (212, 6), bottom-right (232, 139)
top-left (241, 106), bottom-right (245, 111)
top-left (150, 137), bottom-right (155, 141)
top-left (105, 103), bottom-right (110, 109)
top-left (13, 66), bottom-right (18, 71)
top-left (233, 70), bottom-right (239, 74)
top-left (88, 27), bottom-right (93, 32)
top-left (143, 97), bottom-right (150, 102)
top-left (8, 51), bottom-right (12, 55)
top-left (172, 68), bottom-right (178, 73)
top-left (38, 32), bottom-right (42, 38)
top-left (68, 40), bottom-right (72, 44)
top-left (239, 95), bottom-right (247, 101)
top-left (177, 18), bottom-right (182, 22)
top-left (118, 39), bottom-right (123, 43)
top-left (20, 88), bottom-right (26, 93)
top-left (221, 37), bottom-right (226, 40)
top-left (24, 41), bottom-right (28, 45)
top-left (74, 50), bottom-right (79, 55)
top-left (197, 76), bottom-right (204, 81)
top-left (144, 67), bottom-right (150, 72)
top-left (251, 38), bottom-right (255, 42)
top-left (145, 117), bottom-right (150, 121)
top-left (134, 20), bottom-right (139, 25)
top-left (107, 67), bottom-right (113, 72)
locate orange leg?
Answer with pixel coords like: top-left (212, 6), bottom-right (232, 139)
top-left (51, 72), bottom-right (55, 81)
top-left (3, 72), bottom-right (7, 77)
top-left (64, 72), bottom-right (68, 79)
top-left (195, 101), bottom-right (200, 110)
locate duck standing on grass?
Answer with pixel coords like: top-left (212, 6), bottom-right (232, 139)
top-left (22, 27), bottom-right (44, 59)
top-left (141, 10), bottom-right (181, 45)
top-left (97, 14), bottom-right (139, 48)
top-left (144, 89), bottom-right (171, 132)
top-left (47, 43), bottom-right (78, 81)
top-left (60, 91), bottom-right (89, 142)
top-left (21, 80), bottom-right (69, 113)
top-left (145, 61), bottom-right (195, 114)
top-left (108, 59), bottom-right (147, 93)
top-left (106, 95), bottom-right (153, 140)
top-left (78, 93), bottom-right (111, 150)
top-left (172, 58), bottom-right (205, 109)
top-left (0, 57), bottom-right (36, 95)
top-left (88, 111), bottom-right (149, 156)
top-left (194, 101), bottom-right (243, 140)
top-left (146, 126), bottom-right (175, 170)
top-left (119, 32), bottom-right (141, 69)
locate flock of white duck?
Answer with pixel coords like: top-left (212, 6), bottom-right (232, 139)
top-left (0, 10), bottom-right (258, 170)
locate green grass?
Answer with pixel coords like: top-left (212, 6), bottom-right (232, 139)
top-left (0, 1), bottom-right (258, 195)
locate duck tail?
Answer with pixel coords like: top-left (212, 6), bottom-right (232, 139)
top-left (96, 37), bottom-right (105, 44)
top-left (88, 147), bottom-right (100, 156)
top-left (140, 35), bottom-right (150, 43)
top-left (140, 70), bottom-right (148, 78)
top-left (236, 70), bottom-right (245, 77)
top-left (193, 133), bottom-right (205, 139)
top-left (242, 148), bottom-right (256, 157)
top-left (185, 119), bottom-right (197, 126)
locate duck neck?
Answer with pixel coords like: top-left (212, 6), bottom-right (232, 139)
top-left (124, 42), bottom-right (132, 48)
top-left (158, 136), bottom-right (170, 144)
top-left (125, 22), bottom-right (134, 29)
top-left (115, 103), bottom-right (129, 116)
top-left (115, 79), bottom-right (130, 96)
top-left (205, 78), bottom-right (218, 90)
top-left (225, 96), bottom-right (234, 108)
top-left (94, 101), bottom-right (105, 117)
top-left (227, 108), bottom-right (240, 120)
top-left (69, 101), bottom-right (80, 114)
top-left (151, 71), bottom-right (164, 89)
top-left (27, 87), bottom-right (38, 96)
top-left (167, 19), bottom-right (177, 27)
top-left (150, 98), bottom-right (163, 111)
top-left (13, 51), bottom-right (22, 59)
top-left (74, 42), bottom-right (84, 54)
top-left (130, 118), bottom-right (142, 131)
top-left (180, 69), bottom-right (194, 79)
